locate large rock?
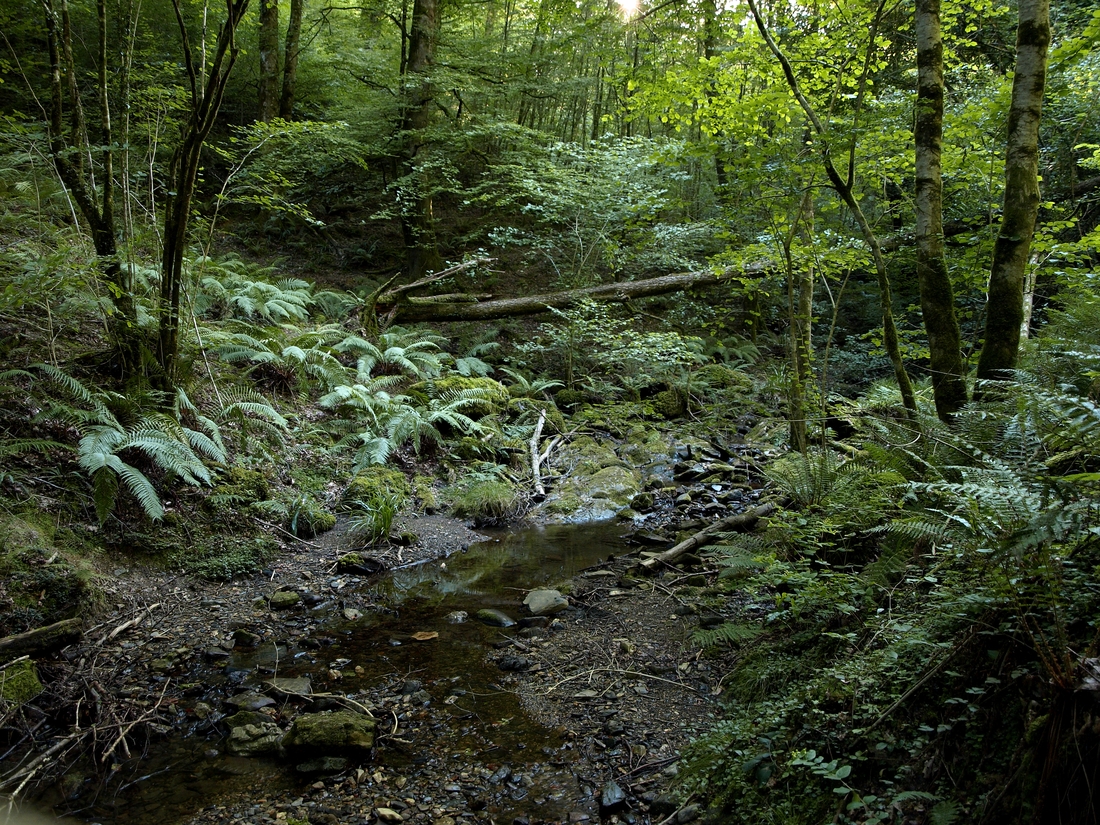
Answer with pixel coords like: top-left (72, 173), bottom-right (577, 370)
top-left (523, 589), bottom-right (569, 616)
top-left (224, 711), bottom-right (283, 757)
top-left (282, 710), bottom-right (376, 755)
top-left (269, 590), bottom-right (301, 610)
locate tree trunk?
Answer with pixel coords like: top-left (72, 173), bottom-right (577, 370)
top-left (914, 0), bottom-right (968, 420)
top-left (398, 0), bottom-right (443, 280)
top-left (258, 0), bottom-right (280, 122)
top-left (745, 0), bottom-right (918, 420)
top-left (379, 263), bottom-right (770, 323)
top-left (158, 0), bottom-right (250, 386)
top-left (0, 618), bottom-right (83, 658)
top-left (279, 0), bottom-right (304, 118)
top-left (635, 502), bottom-right (779, 572)
top-left (787, 190), bottom-right (814, 452)
top-left (976, 0), bottom-right (1051, 381)
top-left (43, 0), bottom-right (140, 377)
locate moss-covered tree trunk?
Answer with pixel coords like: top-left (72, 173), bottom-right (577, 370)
top-left (279, 0), bottom-right (304, 118)
top-left (398, 0), bottom-right (443, 281)
top-left (258, 0), bottom-right (280, 122)
top-left (975, 0), bottom-right (1050, 382)
top-left (915, 0), bottom-right (968, 419)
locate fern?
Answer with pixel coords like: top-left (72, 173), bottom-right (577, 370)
top-left (693, 622), bottom-right (763, 649)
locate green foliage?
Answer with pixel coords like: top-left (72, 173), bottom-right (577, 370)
top-left (193, 254), bottom-right (314, 323)
top-left (212, 324), bottom-right (347, 394)
top-left (288, 496), bottom-right (336, 538)
top-left (448, 464), bottom-right (522, 525)
top-left (347, 492), bottom-right (402, 546)
top-left (173, 536), bottom-right (278, 581)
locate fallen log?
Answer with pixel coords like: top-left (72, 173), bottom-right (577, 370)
top-left (635, 501), bottom-right (779, 573)
top-left (381, 263), bottom-right (772, 323)
top-left (0, 618), bottom-right (83, 659)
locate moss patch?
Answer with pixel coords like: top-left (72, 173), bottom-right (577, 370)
top-left (0, 660), bottom-right (43, 704)
top-left (342, 467), bottom-right (410, 506)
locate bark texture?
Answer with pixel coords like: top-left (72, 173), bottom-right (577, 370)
top-left (914, 0), bottom-right (968, 419)
top-left (976, 0), bottom-right (1051, 381)
top-left (258, 0), bottom-right (280, 122)
top-left (378, 264), bottom-right (770, 323)
top-left (279, 0), bottom-right (304, 118)
top-left (398, 0), bottom-right (443, 280)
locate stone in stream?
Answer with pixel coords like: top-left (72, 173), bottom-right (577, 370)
top-left (232, 628), bottom-right (262, 648)
top-left (225, 691), bottom-right (275, 711)
top-left (475, 609), bottom-right (516, 627)
top-left (296, 756), bottom-right (349, 775)
top-left (600, 780), bottom-right (627, 814)
top-left (336, 553), bottom-right (386, 576)
top-left (224, 711), bottom-right (283, 757)
top-left (522, 589), bottom-right (569, 616)
top-left (282, 710), bottom-right (376, 755)
top-left (445, 611), bottom-right (468, 624)
top-left (265, 676), bottom-right (312, 698)
top-left (269, 590), bottom-right (301, 610)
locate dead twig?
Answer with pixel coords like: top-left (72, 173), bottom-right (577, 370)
top-left (543, 667), bottom-right (703, 695)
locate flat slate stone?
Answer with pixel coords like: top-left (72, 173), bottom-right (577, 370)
top-left (523, 589), bottom-right (569, 616)
top-left (475, 609), bottom-right (516, 627)
top-left (265, 676), bottom-right (312, 698)
top-left (226, 691), bottom-right (275, 711)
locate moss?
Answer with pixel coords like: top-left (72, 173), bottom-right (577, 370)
top-left (653, 388), bottom-right (687, 419)
top-left (554, 388), bottom-right (601, 411)
top-left (696, 363), bottom-right (753, 391)
top-left (172, 535), bottom-right (278, 581)
top-left (291, 499), bottom-right (336, 538)
top-left (204, 467), bottom-right (271, 513)
top-left (450, 478), bottom-right (520, 524)
top-left (0, 518), bottom-right (49, 556)
top-left (342, 467), bottom-right (410, 506)
top-left (0, 660), bottom-right (43, 704)
top-left (412, 475), bottom-right (438, 511)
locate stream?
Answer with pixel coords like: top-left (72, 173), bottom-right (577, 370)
top-left (40, 521), bottom-right (634, 825)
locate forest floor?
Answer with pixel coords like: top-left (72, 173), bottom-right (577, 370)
top-left (33, 510), bottom-right (739, 825)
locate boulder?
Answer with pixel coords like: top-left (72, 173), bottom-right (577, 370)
top-left (282, 710), bottom-right (376, 755)
top-left (224, 712), bottom-right (283, 757)
top-left (523, 589), bottom-right (569, 616)
top-left (269, 590), bottom-right (301, 610)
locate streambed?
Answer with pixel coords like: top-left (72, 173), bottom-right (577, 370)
top-left (42, 522), bottom-right (645, 825)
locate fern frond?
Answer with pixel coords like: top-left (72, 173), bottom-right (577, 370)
top-left (692, 622), bottom-right (763, 649)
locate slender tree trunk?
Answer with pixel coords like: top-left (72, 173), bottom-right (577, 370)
top-left (398, 0), bottom-right (443, 280)
top-left (976, 0), bottom-right (1051, 381)
top-left (158, 0), bottom-right (250, 386)
top-left (258, 0), bottom-right (280, 122)
top-left (279, 0), bottom-right (304, 118)
top-left (43, 0), bottom-right (140, 377)
top-left (914, 0), bottom-right (968, 420)
top-left (786, 190), bottom-right (814, 452)
top-left (745, 0), bottom-right (918, 419)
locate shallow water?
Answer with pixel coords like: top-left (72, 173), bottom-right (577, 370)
top-left (41, 521), bottom-right (632, 824)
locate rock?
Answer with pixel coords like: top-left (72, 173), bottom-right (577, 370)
top-left (150, 658), bottom-right (173, 674)
top-left (375, 809), bottom-right (404, 823)
top-left (445, 611), bottom-right (468, 623)
top-left (269, 590), bottom-right (301, 610)
top-left (265, 676), bottom-right (312, 698)
top-left (497, 654), bottom-right (531, 672)
top-left (677, 803), bottom-right (701, 823)
top-left (629, 491), bottom-right (655, 511)
top-left (344, 607), bottom-right (362, 621)
top-left (475, 609), bottom-right (516, 627)
top-left (632, 530), bottom-right (669, 546)
top-left (233, 628), bottom-right (262, 647)
top-left (675, 493), bottom-right (692, 506)
top-left (226, 691), bottom-right (276, 711)
top-left (282, 711), bottom-right (376, 755)
top-left (336, 553), bottom-right (386, 576)
top-left (192, 702), bottom-right (213, 719)
top-left (205, 646), bottom-right (231, 660)
top-left (600, 781), bottom-right (627, 813)
top-left (518, 615), bottom-right (550, 629)
top-left (523, 589), bottom-right (569, 616)
top-left (296, 756), bottom-right (349, 775)
top-left (224, 712), bottom-right (284, 757)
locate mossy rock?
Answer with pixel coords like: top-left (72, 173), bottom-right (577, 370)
top-left (0, 660), bottom-right (43, 704)
top-left (282, 710), bottom-right (376, 755)
top-left (0, 518), bottom-right (48, 556)
top-left (289, 499), bottom-right (336, 538)
top-left (204, 467), bottom-right (271, 513)
top-left (653, 389), bottom-right (688, 419)
top-left (554, 388), bottom-right (601, 411)
top-left (342, 467), bottom-right (410, 507)
top-left (450, 478), bottom-right (520, 524)
top-left (412, 475), bottom-right (438, 512)
top-left (696, 363), bottom-right (754, 391)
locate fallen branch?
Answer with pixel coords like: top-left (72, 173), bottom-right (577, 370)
top-left (96, 603), bottom-right (162, 646)
top-left (530, 408), bottom-right (547, 497)
top-left (635, 500), bottom-right (781, 573)
top-left (0, 618), bottom-right (83, 659)
top-left (543, 667), bottom-right (703, 695)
